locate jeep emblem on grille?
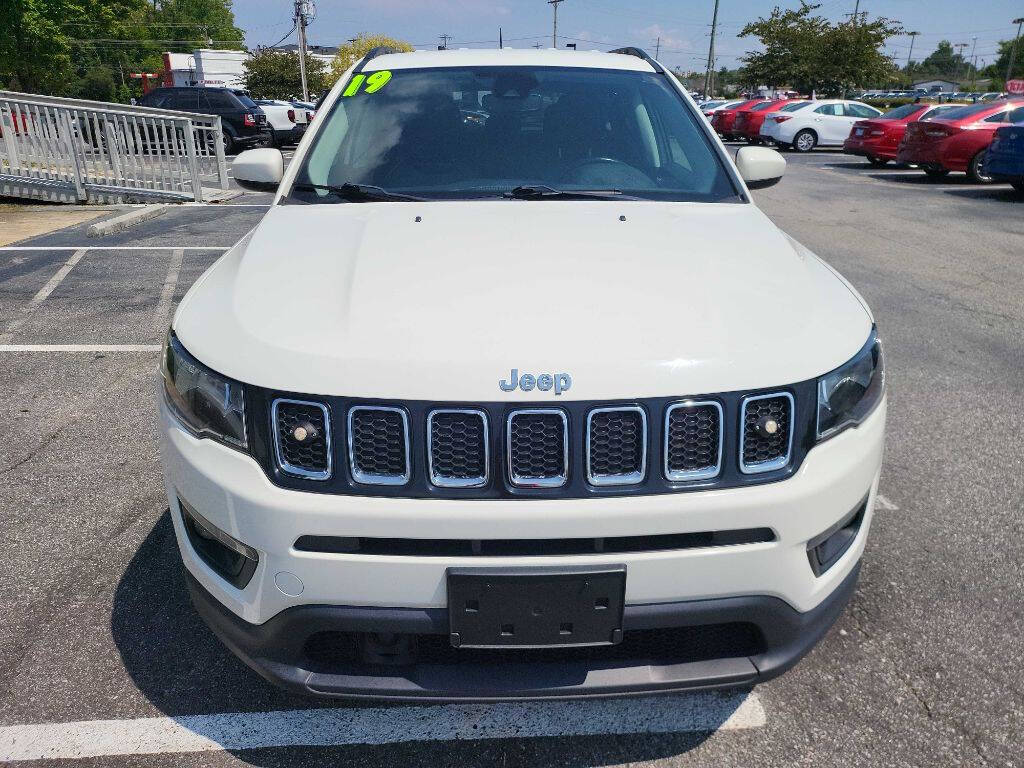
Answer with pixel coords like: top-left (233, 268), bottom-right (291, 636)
top-left (499, 369), bottom-right (572, 395)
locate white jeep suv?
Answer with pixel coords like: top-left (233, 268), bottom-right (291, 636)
top-left (158, 47), bottom-right (886, 701)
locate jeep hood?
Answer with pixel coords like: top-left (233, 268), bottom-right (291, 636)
top-left (174, 201), bottom-right (872, 400)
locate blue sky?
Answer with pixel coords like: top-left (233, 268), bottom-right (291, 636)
top-left (234, 0), bottom-right (1024, 73)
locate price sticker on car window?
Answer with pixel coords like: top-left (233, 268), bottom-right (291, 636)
top-left (342, 70), bottom-right (393, 97)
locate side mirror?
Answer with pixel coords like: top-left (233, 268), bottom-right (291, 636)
top-left (232, 148), bottom-right (283, 191)
top-left (735, 145), bottom-right (786, 189)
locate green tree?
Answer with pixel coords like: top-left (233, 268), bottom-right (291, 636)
top-left (243, 48), bottom-right (327, 100)
top-left (0, 0), bottom-right (243, 98)
top-left (975, 39), bottom-right (1018, 87)
top-left (739, 2), bottom-right (902, 96)
top-left (914, 40), bottom-right (974, 80)
top-left (329, 33), bottom-right (414, 84)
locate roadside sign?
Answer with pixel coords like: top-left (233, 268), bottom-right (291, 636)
top-left (1008, 79), bottom-right (1024, 95)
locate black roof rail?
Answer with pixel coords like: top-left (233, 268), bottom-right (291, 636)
top-left (608, 46), bottom-right (664, 74)
top-left (356, 45), bottom-right (405, 72)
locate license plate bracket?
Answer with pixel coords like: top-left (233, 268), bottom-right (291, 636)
top-left (447, 566), bottom-right (626, 649)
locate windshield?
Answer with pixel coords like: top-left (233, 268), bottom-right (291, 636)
top-left (880, 103), bottom-right (923, 120)
top-left (933, 103), bottom-right (998, 121)
top-left (291, 66), bottom-right (738, 203)
top-left (923, 105), bottom-right (965, 120)
top-left (232, 91), bottom-right (259, 109)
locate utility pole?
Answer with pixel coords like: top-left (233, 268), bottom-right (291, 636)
top-left (969, 36), bottom-right (978, 89)
top-left (954, 42), bottom-right (969, 91)
top-left (548, 0), bottom-right (564, 48)
top-left (294, 0), bottom-right (311, 102)
top-left (703, 0), bottom-right (720, 98)
top-left (1008, 17), bottom-right (1024, 82)
top-left (654, 36), bottom-right (661, 59)
top-left (844, 1), bottom-right (864, 29)
top-left (438, 34), bottom-right (452, 50)
top-left (906, 31), bottom-right (919, 73)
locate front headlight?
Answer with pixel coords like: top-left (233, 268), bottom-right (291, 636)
top-left (816, 328), bottom-right (884, 441)
top-left (161, 332), bottom-right (247, 449)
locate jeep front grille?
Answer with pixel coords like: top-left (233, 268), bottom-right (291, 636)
top-left (273, 399), bottom-right (331, 479)
top-left (507, 409), bottom-right (568, 488)
top-left (428, 409), bottom-right (489, 488)
top-left (259, 387), bottom-right (807, 498)
top-left (740, 392), bottom-right (794, 474)
top-left (665, 401), bottom-right (722, 481)
top-left (348, 406), bottom-right (410, 485)
top-left (587, 406), bottom-right (646, 485)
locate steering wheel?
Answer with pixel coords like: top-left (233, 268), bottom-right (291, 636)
top-left (560, 157), bottom-right (654, 187)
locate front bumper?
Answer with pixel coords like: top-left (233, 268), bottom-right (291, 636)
top-left (159, 393), bottom-right (885, 699)
top-left (186, 559), bottom-right (861, 702)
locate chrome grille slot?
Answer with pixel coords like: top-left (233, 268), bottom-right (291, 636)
top-left (273, 399), bottom-right (331, 480)
top-left (348, 406), bottom-right (410, 485)
top-left (587, 406), bottom-right (646, 485)
top-left (428, 409), bottom-right (489, 488)
top-left (740, 392), bottom-right (794, 474)
top-left (664, 401), bottom-right (722, 481)
top-left (507, 409), bottom-right (568, 488)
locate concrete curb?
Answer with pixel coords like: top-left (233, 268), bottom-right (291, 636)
top-left (87, 205), bottom-right (169, 237)
top-left (200, 188), bottom-right (244, 203)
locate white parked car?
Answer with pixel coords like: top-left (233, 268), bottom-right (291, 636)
top-left (253, 99), bottom-right (307, 146)
top-left (702, 98), bottom-right (745, 117)
top-left (160, 47), bottom-right (886, 700)
top-left (759, 99), bottom-right (883, 152)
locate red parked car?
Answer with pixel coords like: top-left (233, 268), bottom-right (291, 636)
top-left (896, 99), bottom-right (1024, 182)
top-left (735, 99), bottom-right (805, 143)
top-left (844, 102), bottom-right (967, 165)
top-left (710, 98), bottom-right (768, 140)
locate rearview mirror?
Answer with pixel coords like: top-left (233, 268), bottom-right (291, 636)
top-left (735, 145), bottom-right (786, 189)
top-left (233, 148), bottom-right (283, 191)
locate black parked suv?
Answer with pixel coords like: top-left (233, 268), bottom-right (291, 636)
top-left (136, 87), bottom-right (271, 154)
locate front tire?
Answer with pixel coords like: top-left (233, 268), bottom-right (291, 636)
top-left (967, 150), bottom-right (994, 184)
top-left (793, 129), bottom-right (817, 153)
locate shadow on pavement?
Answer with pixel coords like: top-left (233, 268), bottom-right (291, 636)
top-left (111, 512), bottom-right (732, 766)
top-left (942, 187), bottom-right (1024, 203)
top-left (865, 171), bottom-right (972, 185)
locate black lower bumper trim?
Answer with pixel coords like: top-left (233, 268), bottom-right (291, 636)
top-left (185, 562), bottom-right (861, 702)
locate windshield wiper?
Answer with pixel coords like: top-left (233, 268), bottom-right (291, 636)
top-left (503, 185), bottom-right (639, 200)
top-left (290, 182), bottom-right (426, 202)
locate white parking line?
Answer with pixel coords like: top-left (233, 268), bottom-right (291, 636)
top-left (875, 494), bottom-right (899, 511)
top-left (0, 248), bottom-right (86, 343)
top-left (0, 692), bottom-right (765, 761)
top-left (154, 248), bottom-right (184, 332)
top-left (0, 246), bottom-right (229, 252)
top-left (0, 344), bottom-right (161, 352)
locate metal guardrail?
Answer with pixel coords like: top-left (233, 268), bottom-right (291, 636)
top-left (0, 91), bottom-right (230, 203)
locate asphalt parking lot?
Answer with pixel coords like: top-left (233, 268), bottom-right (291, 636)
top-left (0, 148), bottom-right (1022, 767)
